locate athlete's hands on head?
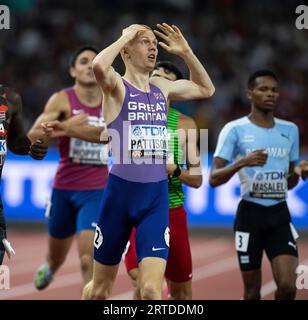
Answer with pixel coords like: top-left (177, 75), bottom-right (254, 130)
top-left (154, 23), bottom-right (191, 56)
top-left (296, 160), bottom-right (308, 181)
top-left (41, 112), bottom-right (88, 137)
top-left (122, 24), bottom-right (150, 42)
top-left (241, 149), bottom-right (268, 167)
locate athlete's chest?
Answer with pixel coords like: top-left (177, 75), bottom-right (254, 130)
top-left (125, 91), bottom-right (167, 123)
top-left (237, 126), bottom-right (292, 158)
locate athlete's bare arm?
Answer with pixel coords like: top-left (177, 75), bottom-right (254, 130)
top-left (92, 25), bottom-right (148, 123)
top-left (41, 117), bottom-right (108, 144)
top-left (289, 160), bottom-right (308, 188)
top-left (209, 150), bottom-right (268, 187)
top-left (4, 87), bottom-right (48, 160)
top-left (28, 91), bottom-right (70, 142)
top-left (151, 23), bottom-right (215, 101)
top-left (167, 114), bottom-right (202, 188)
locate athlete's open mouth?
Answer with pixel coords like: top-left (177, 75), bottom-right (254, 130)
top-left (148, 54), bottom-right (156, 60)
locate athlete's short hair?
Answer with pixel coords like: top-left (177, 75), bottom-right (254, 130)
top-left (70, 45), bottom-right (99, 67)
top-left (248, 70), bottom-right (278, 89)
top-left (152, 61), bottom-right (184, 80)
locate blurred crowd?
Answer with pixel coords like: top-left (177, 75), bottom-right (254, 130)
top-left (0, 0), bottom-right (307, 153)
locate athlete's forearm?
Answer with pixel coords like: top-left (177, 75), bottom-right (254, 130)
top-left (93, 35), bottom-right (130, 71)
top-left (178, 168), bottom-right (202, 188)
top-left (66, 125), bottom-right (107, 144)
top-left (180, 50), bottom-right (215, 97)
top-left (209, 159), bottom-right (245, 187)
top-left (8, 135), bottom-right (31, 155)
top-left (288, 169), bottom-right (300, 190)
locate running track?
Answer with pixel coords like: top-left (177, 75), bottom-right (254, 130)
top-left (1, 229), bottom-right (308, 300)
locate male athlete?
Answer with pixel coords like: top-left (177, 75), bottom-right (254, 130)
top-left (82, 23), bottom-right (214, 300)
top-left (0, 86), bottom-right (48, 264)
top-left (124, 61), bottom-right (202, 300)
top-left (28, 46), bottom-right (109, 289)
top-left (209, 70), bottom-right (308, 300)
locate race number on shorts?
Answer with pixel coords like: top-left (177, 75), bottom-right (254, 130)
top-left (235, 231), bottom-right (250, 252)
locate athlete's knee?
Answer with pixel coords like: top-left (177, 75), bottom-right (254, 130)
top-left (276, 281), bottom-right (296, 300)
top-left (140, 280), bottom-right (161, 300)
top-left (80, 254), bottom-right (93, 275)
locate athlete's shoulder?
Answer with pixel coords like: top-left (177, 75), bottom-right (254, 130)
top-left (50, 89), bottom-right (70, 101)
top-left (44, 89), bottom-right (70, 113)
top-left (221, 116), bottom-right (250, 132)
top-left (274, 117), bottom-right (298, 129)
top-left (149, 76), bottom-right (168, 97)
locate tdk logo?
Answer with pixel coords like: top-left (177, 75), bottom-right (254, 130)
top-left (295, 5), bottom-right (308, 30)
top-left (133, 126), bottom-right (142, 136)
top-left (142, 126), bottom-right (166, 137)
top-left (0, 5), bottom-right (10, 30)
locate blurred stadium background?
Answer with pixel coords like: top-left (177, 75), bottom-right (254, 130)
top-left (0, 0), bottom-right (308, 299)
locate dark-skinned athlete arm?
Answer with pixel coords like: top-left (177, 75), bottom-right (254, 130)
top-left (6, 89), bottom-right (48, 159)
top-left (287, 161), bottom-right (299, 190)
top-left (209, 157), bottom-right (244, 187)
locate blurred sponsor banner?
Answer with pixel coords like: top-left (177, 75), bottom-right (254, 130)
top-left (2, 150), bottom-right (308, 229)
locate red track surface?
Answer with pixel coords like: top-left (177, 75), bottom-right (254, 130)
top-left (1, 230), bottom-right (308, 300)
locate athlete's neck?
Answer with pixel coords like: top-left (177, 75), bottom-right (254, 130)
top-left (123, 68), bottom-right (150, 92)
top-left (74, 83), bottom-right (101, 107)
top-left (248, 107), bottom-right (275, 128)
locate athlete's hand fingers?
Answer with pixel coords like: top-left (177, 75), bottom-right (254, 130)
top-left (157, 41), bottom-right (171, 52)
top-left (171, 25), bottom-right (182, 35)
top-left (31, 144), bottom-right (48, 154)
top-left (41, 120), bottom-right (61, 129)
top-left (153, 30), bottom-right (170, 43)
top-left (161, 22), bottom-right (175, 33)
top-left (30, 140), bottom-right (48, 160)
top-left (156, 23), bottom-right (170, 35)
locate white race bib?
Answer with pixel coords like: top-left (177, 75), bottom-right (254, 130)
top-left (69, 115), bottom-right (109, 165)
top-left (128, 124), bottom-right (167, 159)
top-left (250, 170), bottom-right (287, 199)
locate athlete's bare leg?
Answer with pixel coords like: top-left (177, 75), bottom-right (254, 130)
top-left (271, 255), bottom-right (298, 300)
top-left (241, 269), bottom-right (262, 300)
top-left (128, 268), bottom-right (141, 300)
top-left (47, 235), bottom-right (74, 272)
top-left (77, 230), bottom-right (95, 286)
top-left (82, 261), bottom-right (119, 300)
top-left (138, 257), bottom-right (166, 300)
top-left (168, 280), bottom-right (192, 300)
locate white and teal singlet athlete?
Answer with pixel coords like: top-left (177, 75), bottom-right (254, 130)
top-left (214, 116), bottom-right (299, 206)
